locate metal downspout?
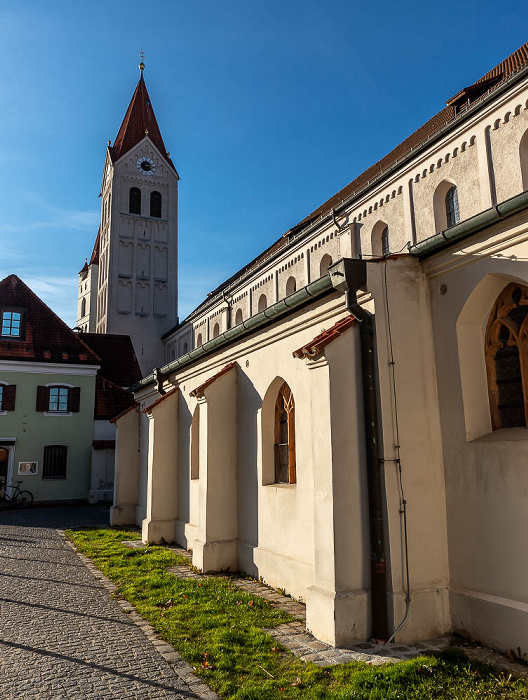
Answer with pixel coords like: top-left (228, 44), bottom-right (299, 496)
top-left (329, 259), bottom-right (388, 641)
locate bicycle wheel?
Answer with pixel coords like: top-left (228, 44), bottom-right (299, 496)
top-left (15, 490), bottom-right (33, 507)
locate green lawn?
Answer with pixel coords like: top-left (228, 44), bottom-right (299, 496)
top-left (67, 528), bottom-right (528, 700)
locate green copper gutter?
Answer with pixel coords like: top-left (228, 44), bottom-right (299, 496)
top-left (131, 274), bottom-right (335, 392)
top-left (409, 189), bottom-right (528, 259)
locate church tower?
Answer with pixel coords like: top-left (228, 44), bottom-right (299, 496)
top-left (77, 60), bottom-right (179, 375)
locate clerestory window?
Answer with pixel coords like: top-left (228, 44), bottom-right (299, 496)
top-left (445, 186), bottom-right (460, 228)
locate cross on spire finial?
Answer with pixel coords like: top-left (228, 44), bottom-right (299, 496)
top-left (138, 50), bottom-right (145, 73)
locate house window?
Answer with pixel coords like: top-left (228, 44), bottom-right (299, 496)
top-left (150, 191), bottom-right (162, 218)
top-left (43, 445), bottom-right (67, 479)
top-left (129, 187), bottom-right (141, 215)
top-left (445, 186), bottom-right (460, 228)
top-left (1, 311), bottom-right (21, 337)
top-left (49, 387), bottom-right (69, 413)
top-left (485, 283), bottom-right (528, 430)
top-left (0, 384), bottom-right (16, 412)
top-left (36, 386), bottom-right (80, 414)
top-left (274, 382), bottom-right (296, 484)
top-left (381, 226), bottom-right (390, 256)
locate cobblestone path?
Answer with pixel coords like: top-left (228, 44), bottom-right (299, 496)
top-left (0, 506), bottom-right (199, 699)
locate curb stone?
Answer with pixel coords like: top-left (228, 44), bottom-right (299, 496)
top-left (59, 530), bottom-right (221, 700)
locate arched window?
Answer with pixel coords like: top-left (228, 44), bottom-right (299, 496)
top-left (381, 226), bottom-right (390, 256)
top-left (285, 276), bottom-right (297, 296)
top-left (274, 382), bottom-right (296, 484)
top-left (212, 323), bottom-right (220, 338)
top-left (320, 254), bottom-right (332, 277)
top-left (129, 187), bottom-right (141, 215)
top-left (258, 294), bottom-right (267, 313)
top-left (183, 342), bottom-right (189, 354)
top-left (81, 297), bottom-right (86, 318)
top-left (191, 406), bottom-right (200, 479)
top-left (150, 191), bottom-right (162, 218)
top-left (485, 283), bottom-right (528, 430)
top-left (196, 333), bottom-right (203, 347)
top-left (445, 186), bottom-right (460, 228)
top-left (235, 308), bottom-right (243, 326)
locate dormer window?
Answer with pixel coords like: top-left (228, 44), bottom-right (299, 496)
top-left (1, 311), bottom-right (22, 337)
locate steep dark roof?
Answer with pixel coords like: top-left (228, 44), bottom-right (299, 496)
top-left (94, 375), bottom-right (136, 420)
top-left (112, 74), bottom-right (176, 171)
top-left (177, 40), bottom-right (528, 327)
top-left (80, 333), bottom-right (142, 387)
top-left (0, 275), bottom-right (100, 365)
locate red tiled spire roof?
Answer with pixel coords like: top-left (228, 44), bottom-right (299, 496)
top-left (112, 74), bottom-right (173, 166)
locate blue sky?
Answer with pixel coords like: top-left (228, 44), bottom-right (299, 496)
top-left (1, 1), bottom-right (527, 326)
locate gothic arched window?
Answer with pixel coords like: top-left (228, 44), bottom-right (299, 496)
top-left (81, 297), bottom-right (86, 318)
top-left (445, 186), bottom-right (460, 228)
top-left (129, 187), bottom-right (141, 215)
top-left (485, 283), bottom-right (528, 430)
top-left (274, 382), bottom-right (296, 484)
top-left (150, 191), bottom-right (162, 218)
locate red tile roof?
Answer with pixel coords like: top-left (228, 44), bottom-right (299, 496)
top-left (189, 362), bottom-right (237, 398)
top-left (112, 74), bottom-right (176, 171)
top-left (89, 230), bottom-right (100, 266)
top-left (80, 333), bottom-right (142, 387)
top-left (94, 375), bottom-right (136, 420)
top-left (0, 275), bottom-right (100, 365)
top-left (143, 387), bottom-right (179, 413)
top-left (293, 316), bottom-right (356, 359)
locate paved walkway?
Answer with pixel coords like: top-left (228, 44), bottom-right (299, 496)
top-left (0, 506), bottom-right (207, 700)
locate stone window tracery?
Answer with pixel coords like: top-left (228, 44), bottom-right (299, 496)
top-left (274, 382), bottom-right (296, 484)
top-left (485, 283), bottom-right (528, 430)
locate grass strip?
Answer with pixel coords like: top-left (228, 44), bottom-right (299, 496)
top-left (67, 528), bottom-right (528, 700)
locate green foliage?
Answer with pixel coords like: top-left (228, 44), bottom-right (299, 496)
top-left (67, 528), bottom-right (528, 700)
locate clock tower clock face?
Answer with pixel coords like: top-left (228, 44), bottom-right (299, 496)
top-left (136, 156), bottom-right (156, 175)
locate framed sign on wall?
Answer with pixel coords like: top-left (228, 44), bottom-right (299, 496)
top-left (18, 462), bottom-right (38, 475)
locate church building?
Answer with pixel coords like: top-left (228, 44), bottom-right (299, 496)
top-left (100, 43), bottom-right (528, 653)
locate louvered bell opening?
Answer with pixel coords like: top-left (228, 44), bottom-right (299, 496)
top-left (129, 187), bottom-right (141, 215)
top-left (150, 191), bottom-right (162, 218)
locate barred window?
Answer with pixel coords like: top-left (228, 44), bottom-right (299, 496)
top-left (43, 445), bottom-right (67, 479)
top-left (129, 187), bottom-right (141, 215)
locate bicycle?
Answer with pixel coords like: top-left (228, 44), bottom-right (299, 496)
top-left (0, 480), bottom-right (33, 507)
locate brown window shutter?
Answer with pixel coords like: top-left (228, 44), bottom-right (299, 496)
top-left (69, 387), bottom-right (81, 413)
top-left (36, 386), bottom-right (49, 412)
top-left (3, 385), bottom-right (16, 411)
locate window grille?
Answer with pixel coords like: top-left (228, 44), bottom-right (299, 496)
top-left (43, 445), bottom-right (67, 479)
top-left (150, 191), bottom-right (162, 218)
top-left (129, 187), bottom-right (141, 215)
top-left (445, 186), bottom-right (460, 228)
top-left (1, 311), bottom-right (21, 337)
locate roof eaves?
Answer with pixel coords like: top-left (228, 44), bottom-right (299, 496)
top-left (292, 315), bottom-right (356, 359)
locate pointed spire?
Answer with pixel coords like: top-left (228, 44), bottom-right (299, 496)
top-left (112, 69), bottom-right (172, 166)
